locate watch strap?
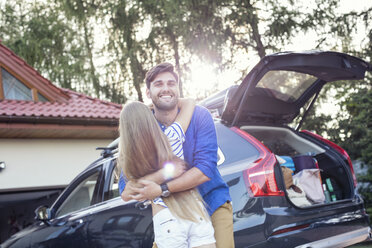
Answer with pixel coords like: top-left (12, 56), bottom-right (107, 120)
top-left (160, 183), bottom-right (170, 197)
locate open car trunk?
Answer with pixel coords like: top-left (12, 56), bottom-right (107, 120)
top-left (215, 51), bottom-right (371, 208)
top-left (240, 125), bottom-right (353, 207)
top-left (200, 51), bottom-right (371, 208)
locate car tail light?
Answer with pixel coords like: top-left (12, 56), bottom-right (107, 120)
top-left (301, 130), bottom-right (357, 187)
top-left (231, 127), bottom-right (284, 197)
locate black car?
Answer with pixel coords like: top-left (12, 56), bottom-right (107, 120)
top-left (2, 51), bottom-right (371, 248)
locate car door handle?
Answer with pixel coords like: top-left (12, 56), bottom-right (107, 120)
top-left (70, 219), bottom-right (84, 228)
top-left (135, 201), bottom-right (151, 210)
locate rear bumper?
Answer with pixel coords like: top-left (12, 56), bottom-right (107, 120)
top-left (295, 226), bottom-right (371, 248)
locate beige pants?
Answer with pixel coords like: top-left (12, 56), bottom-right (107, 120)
top-left (152, 201), bottom-right (234, 248)
top-left (211, 201), bottom-right (234, 248)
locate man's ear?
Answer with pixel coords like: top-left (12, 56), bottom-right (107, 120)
top-left (146, 88), bottom-right (151, 99)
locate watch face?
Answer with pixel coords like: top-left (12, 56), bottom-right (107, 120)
top-left (162, 190), bottom-right (170, 197)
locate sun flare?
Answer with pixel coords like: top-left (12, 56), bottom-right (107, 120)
top-left (186, 62), bottom-right (219, 100)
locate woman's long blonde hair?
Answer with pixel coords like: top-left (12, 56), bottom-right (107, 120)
top-left (118, 101), bottom-right (209, 222)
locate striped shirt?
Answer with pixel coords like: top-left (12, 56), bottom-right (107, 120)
top-left (153, 122), bottom-right (185, 207)
top-left (164, 122), bottom-right (185, 159)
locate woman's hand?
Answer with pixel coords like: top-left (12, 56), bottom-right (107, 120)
top-left (161, 157), bottom-right (187, 181)
top-left (130, 179), bottom-right (162, 201)
top-left (171, 156), bottom-right (188, 178)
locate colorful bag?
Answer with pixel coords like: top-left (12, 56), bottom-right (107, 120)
top-left (281, 166), bottom-right (294, 189)
top-left (287, 184), bottom-right (312, 207)
top-left (293, 155), bottom-right (318, 174)
top-left (293, 169), bottom-right (325, 204)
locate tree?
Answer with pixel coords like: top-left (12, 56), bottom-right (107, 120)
top-left (102, 0), bottom-right (147, 102)
top-left (0, 0), bottom-right (89, 93)
top-left (56, 0), bottom-right (102, 98)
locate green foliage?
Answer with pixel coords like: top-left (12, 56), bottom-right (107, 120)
top-left (56, 0), bottom-right (102, 98)
top-left (337, 84), bottom-right (372, 220)
top-left (4, 0), bottom-right (368, 104)
top-left (337, 87), bottom-right (372, 162)
top-left (102, 0), bottom-right (147, 102)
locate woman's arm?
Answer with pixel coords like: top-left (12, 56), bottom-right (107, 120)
top-left (121, 157), bottom-right (187, 201)
top-left (175, 98), bottom-right (195, 132)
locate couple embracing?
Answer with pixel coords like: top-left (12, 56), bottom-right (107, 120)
top-left (117, 63), bottom-right (234, 248)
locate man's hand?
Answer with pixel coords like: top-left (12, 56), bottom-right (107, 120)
top-left (129, 179), bottom-right (162, 201)
top-left (163, 156), bottom-right (187, 180)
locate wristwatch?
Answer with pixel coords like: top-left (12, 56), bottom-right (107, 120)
top-left (160, 183), bottom-right (170, 197)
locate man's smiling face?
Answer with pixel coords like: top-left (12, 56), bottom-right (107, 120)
top-left (146, 71), bottom-right (180, 111)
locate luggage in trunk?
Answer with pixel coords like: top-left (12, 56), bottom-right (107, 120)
top-left (240, 125), bottom-right (353, 207)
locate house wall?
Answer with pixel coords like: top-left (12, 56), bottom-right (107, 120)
top-left (0, 138), bottom-right (113, 191)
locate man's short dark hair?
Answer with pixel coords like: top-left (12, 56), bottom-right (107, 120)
top-left (145, 62), bottom-right (179, 89)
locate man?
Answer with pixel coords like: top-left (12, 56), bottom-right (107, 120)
top-left (120, 62), bottom-right (234, 248)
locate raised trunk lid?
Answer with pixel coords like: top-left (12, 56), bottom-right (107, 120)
top-left (221, 51), bottom-right (372, 125)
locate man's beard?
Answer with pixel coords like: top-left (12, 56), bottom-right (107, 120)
top-left (152, 97), bottom-right (178, 111)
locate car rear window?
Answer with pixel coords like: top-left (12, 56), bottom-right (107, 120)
top-left (255, 70), bottom-right (318, 103)
top-left (215, 123), bottom-right (260, 166)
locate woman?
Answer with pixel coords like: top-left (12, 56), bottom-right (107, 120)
top-left (117, 101), bottom-right (216, 248)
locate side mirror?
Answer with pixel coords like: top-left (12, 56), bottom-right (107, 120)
top-left (35, 205), bottom-right (51, 222)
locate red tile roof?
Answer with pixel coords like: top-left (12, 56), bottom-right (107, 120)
top-left (0, 42), bottom-right (122, 123)
top-left (0, 88), bottom-right (122, 120)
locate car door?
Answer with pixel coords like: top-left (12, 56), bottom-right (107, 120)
top-left (85, 158), bottom-right (154, 248)
top-left (29, 165), bottom-right (104, 248)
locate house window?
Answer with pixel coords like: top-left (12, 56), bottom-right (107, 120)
top-left (37, 92), bottom-right (48, 102)
top-left (0, 67), bottom-right (48, 101)
top-left (2, 68), bottom-right (33, 100)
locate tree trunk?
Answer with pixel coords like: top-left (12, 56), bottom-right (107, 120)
top-left (246, 2), bottom-right (266, 58)
top-left (167, 28), bottom-right (184, 97)
top-left (83, 20), bottom-right (100, 97)
top-left (250, 17), bottom-right (266, 58)
top-left (130, 53), bottom-right (144, 102)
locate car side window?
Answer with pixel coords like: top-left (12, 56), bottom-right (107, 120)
top-left (105, 162), bottom-right (120, 201)
top-left (55, 170), bottom-right (101, 218)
